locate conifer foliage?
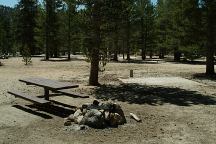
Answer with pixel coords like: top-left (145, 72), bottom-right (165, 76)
top-left (17, 0), bottom-right (38, 65)
top-left (0, 0), bottom-right (216, 81)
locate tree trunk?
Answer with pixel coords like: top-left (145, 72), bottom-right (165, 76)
top-left (89, 48), bottom-right (100, 86)
top-left (206, 46), bottom-right (215, 75)
top-left (144, 18), bottom-right (148, 60)
top-left (67, 37), bottom-right (71, 60)
top-left (89, 1), bottom-right (101, 86)
top-left (141, 49), bottom-right (146, 60)
top-left (68, 51), bottom-right (71, 60)
top-left (150, 50), bottom-right (153, 59)
top-left (141, 17), bottom-right (146, 60)
top-left (113, 28), bottom-right (119, 61)
top-left (45, 0), bottom-right (53, 61)
top-left (159, 48), bottom-right (164, 59)
top-left (206, 4), bottom-right (215, 75)
top-left (45, 41), bottom-right (50, 60)
top-left (113, 51), bottom-right (118, 61)
top-left (126, 20), bottom-right (130, 61)
top-left (174, 47), bottom-right (181, 61)
top-left (54, 49), bottom-right (58, 58)
top-left (45, 1), bottom-right (49, 61)
top-left (122, 40), bottom-right (125, 59)
top-left (67, 2), bottom-right (74, 61)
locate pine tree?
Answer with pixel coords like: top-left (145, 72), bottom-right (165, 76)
top-left (65, 0), bottom-right (76, 60)
top-left (155, 0), bottom-right (170, 59)
top-left (17, 0), bottom-right (38, 64)
top-left (136, 0), bottom-right (155, 60)
top-left (45, 0), bottom-right (62, 60)
top-left (202, 0), bottom-right (216, 75)
top-left (0, 5), bottom-right (15, 55)
top-left (122, 0), bottom-right (135, 61)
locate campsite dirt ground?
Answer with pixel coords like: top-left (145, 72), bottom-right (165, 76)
top-left (0, 56), bottom-right (216, 144)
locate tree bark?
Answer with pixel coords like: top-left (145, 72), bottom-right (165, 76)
top-left (122, 40), bottom-right (125, 59)
top-left (206, 46), bottom-right (215, 75)
top-left (126, 20), bottom-right (130, 61)
top-left (174, 47), bottom-right (181, 62)
top-left (144, 18), bottom-right (148, 60)
top-left (159, 48), bottom-right (164, 59)
top-left (89, 48), bottom-right (100, 86)
top-left (67, 1), bottom-right (75, 61)
top-left (53, 49), bottom-right (58, 58)
top-left (113, 28), bottom-right (119, 61)
top-left (141, 17), bottom-right (146, 60)
top-left (89, 1), bottom-right (101, 86)
top-left (150, 50), bottom-right (153, 59)
top-left (45, 0), bottom-right (50, 61)
top-left (206, 3), bottom-right (215, 75)
top-left (67, 11), bottom-right (71, 61)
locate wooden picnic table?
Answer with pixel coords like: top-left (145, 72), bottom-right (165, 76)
top-left (19, 77), bottom-right (79, 100)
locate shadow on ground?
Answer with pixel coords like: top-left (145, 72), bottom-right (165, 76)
top-left (111, 59), bottom-right (163, 64)
top-left (95, 84), bottom-right (216, 106)
top-left (13, 100), bottom-right (76, 119)
top-left (193, 73), bottom-right (216, 82)
top-left (40, 57), bottom-right (86, 62)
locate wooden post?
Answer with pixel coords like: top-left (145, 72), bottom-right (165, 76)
top-left (130, 70), bottom-right (133, 78)
top-left (44, 88), bottom-right (49, 100)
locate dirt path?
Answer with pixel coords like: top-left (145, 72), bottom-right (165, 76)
top-left (0, 57), bottom-right (216, 144)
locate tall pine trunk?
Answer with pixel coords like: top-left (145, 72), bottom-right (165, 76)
top-left (67, 1), bottom-right (75, 61)
top-left (126, 20), bottom-right (130, 61)
top-left (174, 47), bottom-right (181, 62)
top-left (159, 48), bottom-right (164, 59)
top-left (206, 45), bottom-right (214, 75)
top-left (67, 12), bottom-right (71, 60)
top-left (141, 17), bottom-right (146, 60)
top-left (45, 0), bottom-right (51, 60)
top-left (113, 27), bottom-right (119, 61)
top-left (89, 47), bottom-right (100, 86)
top-left (89, 1), bottom-right (101, 86)
top-left (144, 18), bottom-right (148, 60)
top-left (206, 2), bottom-right (215, 75)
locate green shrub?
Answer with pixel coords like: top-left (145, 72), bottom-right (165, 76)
top-left (181, 45), bottom-right (202, 61)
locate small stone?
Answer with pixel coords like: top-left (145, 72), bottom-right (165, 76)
top-left (80, 109), bottom-right (105, 129)
top-left (93, 100), bottom-right (100, 106)
top-left (99, 109), bottom-right (104, 113)
top-left (64, 118), bottom-right (72, 126)
top-left (80, 125), bottom-right (89, 130)
top-left (109, 113), bottom-right (123, 127)
top-left (82, 103), bottom-right (91, 109)
top-left (104, 111), bottom-right (110, 121)
top-left (68, 114), bottom-right (75, 122)
top-left (82, 108), bottom-right (87, 115)
top-left (74, 109), bottom-right (83, 118)
top-left (76, 115), bottom-right (84, 124)
top-left (113, 103), bottom-right (126, 124)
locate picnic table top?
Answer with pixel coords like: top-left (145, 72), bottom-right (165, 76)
top-left (19, 77), bottom-right (79, 90)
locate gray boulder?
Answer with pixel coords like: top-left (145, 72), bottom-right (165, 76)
top-left (80, 109), bottom-right (106, 129)
top-left (113, 103), bottom-right (127, 124)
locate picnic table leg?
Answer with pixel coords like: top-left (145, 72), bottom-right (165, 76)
top-left (44, 88), bottom-right (49, 100)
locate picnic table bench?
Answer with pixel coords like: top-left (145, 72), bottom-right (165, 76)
top-left (8, 77), bottom-right (88, 105)
top-left (8, 90), bottom-right (50, 104)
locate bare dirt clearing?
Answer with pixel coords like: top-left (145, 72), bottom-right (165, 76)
top-left (0, 57), bottom-right (216, 144)
top-left (119, 77), bottom-right (206, 90)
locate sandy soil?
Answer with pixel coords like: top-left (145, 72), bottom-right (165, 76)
top-left (0, 56), bottom-right (216, 144)
top-left (119, 77), bottom-right (205, 90)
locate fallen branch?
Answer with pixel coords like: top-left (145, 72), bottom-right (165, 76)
top-left (130, 113), bottom-right (142, 122)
